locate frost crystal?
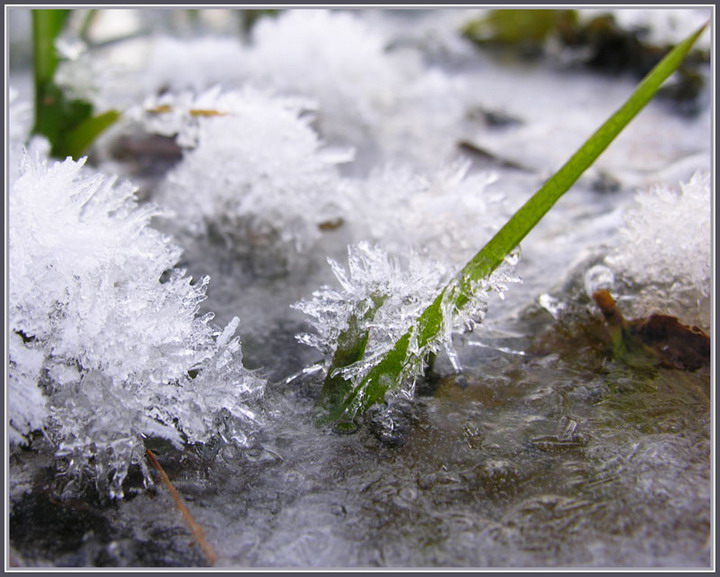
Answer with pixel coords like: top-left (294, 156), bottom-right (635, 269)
top-left (294, 242), bottom-right (521, 406)
top-left (347, 160), bottom-right (506, 263)
top-left (150, 88), bottom-right (350, 264)
top-left (245, 9), bottom-right (465, 167)
top-left (294, 242), bottom-right (452, 364)
top-left (248, 10), bottom-right (401, 147)
top-left (8, 150), bottom-right (265, 498)
top-left (606, 172), bottom-right (711, 324)
top-left (133, 85), bottom-right (318, 149)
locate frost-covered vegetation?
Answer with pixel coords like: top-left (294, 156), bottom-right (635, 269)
top-left (6, 7), bottom-right (712, 568)
top-left (294, 242), bottom-right (520, 420)
top-left (8, 7), bottom-right (493, 500)
top-left (8, 140), bottom-right (265, 498)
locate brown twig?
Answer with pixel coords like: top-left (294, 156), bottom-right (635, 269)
top-left (145, 448), bottom-right (218, 566)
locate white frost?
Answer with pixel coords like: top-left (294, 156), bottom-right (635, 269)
top-left (151, 87), bottom-right (350, 261)
top-left (8, 148), bottom-right (265, 498)
top-left (245, 9), bottom-right (465, 168)
top-left (293, 242), bottom-right (521, 409)
top-left (346, 160), bottom-right (507, 263)
top-left (606, 172), bottom-right (711, 325)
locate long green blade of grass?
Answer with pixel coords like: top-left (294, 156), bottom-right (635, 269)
top-left (318, 21), bottom-right (709, 425)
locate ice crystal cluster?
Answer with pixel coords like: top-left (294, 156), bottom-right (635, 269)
top-left (243, 9), bottom-right (466, 168)
top-left (294, 243), bottom-right (521, 405)
top-left (346, 160), bottom-right (507, 263)
top-left (606, 172), bottom-right (711, 325)
top-left (49, 8), bottom-right (472, 265)
top-left (8, 145), bottom-right (265, 499)
top-left (135, 87), bottom-right (351, 268)
top-left (294, 242), bottom-right (452, 361)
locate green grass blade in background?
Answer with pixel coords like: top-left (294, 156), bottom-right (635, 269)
top-left (32, 9), bottom-right (71, 140)
top-left (317, 22), bottom-right (709, 425)
top-left (31, 9), bottom-right (119, 158)
top-left (64, 109), bottom-right (121, 159)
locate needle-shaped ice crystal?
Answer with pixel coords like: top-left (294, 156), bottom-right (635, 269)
top-left (147, 88), bottom-right (352, 267)
top-left (8, 148), bottom-right (265, 498)
top-left (293, 242), bottom-right (521, 419)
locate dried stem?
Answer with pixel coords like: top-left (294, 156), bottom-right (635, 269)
top-left (145, 449), bottom-right (218, 566)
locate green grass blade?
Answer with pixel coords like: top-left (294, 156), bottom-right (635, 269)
top-left (318, 21), bottom-right (709, 425)
top-left (31, 8), bottom-right (120, 159)
top-left (458, 20), bottom-right (708, 292)
top-left (64, 110), bottom-right (121, 159)
top-left (32, 9), bottom-right (71, 136)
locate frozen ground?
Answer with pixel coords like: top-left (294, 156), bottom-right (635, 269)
top-left (7, 8), bottom-right (713, 569)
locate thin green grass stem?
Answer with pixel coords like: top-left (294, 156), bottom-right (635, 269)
top-left (317, 22), bottom-right (709, 425)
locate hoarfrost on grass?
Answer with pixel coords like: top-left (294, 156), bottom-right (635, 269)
top-left (294, 242), bottom-right (453, 363)
top-left (294, 242), bottom-right (521, 408)
top-left (8, 145), bottom-right (265, 498)
top-left (133, 85), bottom-right (318, 149)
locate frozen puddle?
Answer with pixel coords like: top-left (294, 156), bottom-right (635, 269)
top-left (100, 332), bottom-right (710, 568)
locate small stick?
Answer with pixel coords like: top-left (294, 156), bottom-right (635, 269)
top-left (145, 448), bottom-right (218, 566)
top-left (145, 105), bottom-right (227, 117)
